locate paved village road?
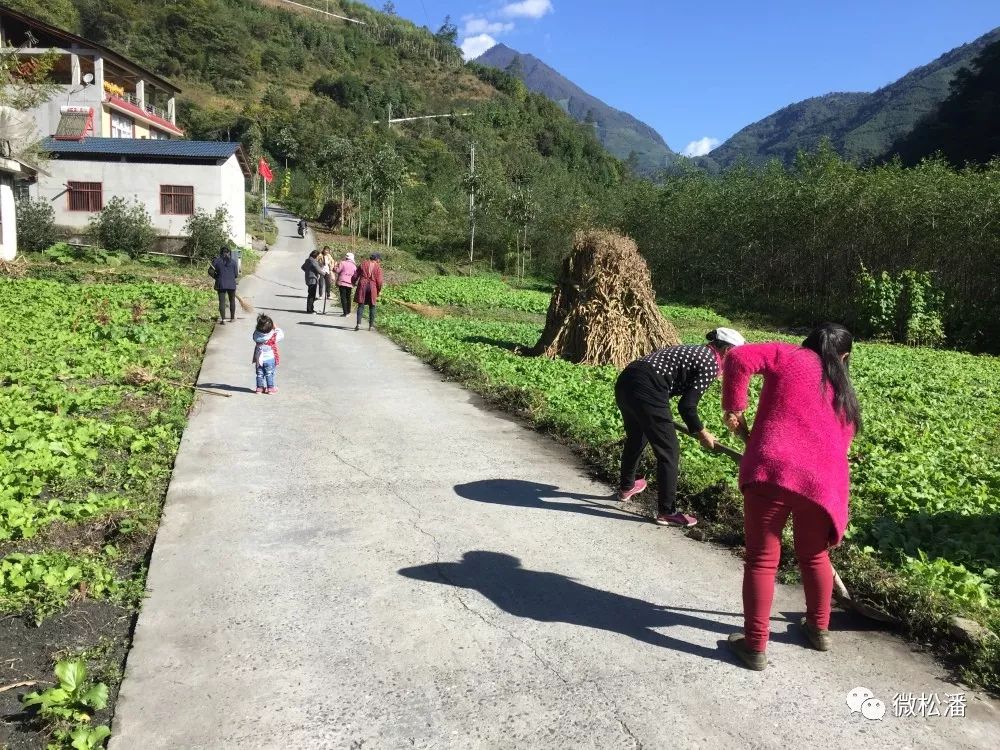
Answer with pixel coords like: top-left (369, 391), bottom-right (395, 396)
top-left (110, 209), bottom-right (998, 749)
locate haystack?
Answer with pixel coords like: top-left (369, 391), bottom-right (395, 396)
top-left (528, 229), bottom-right (679, 368)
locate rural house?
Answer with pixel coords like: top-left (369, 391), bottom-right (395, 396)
top-left (33, 137), bottom-right (250, 247)
top-left (0, 4), bottom-right (183, 141)
top-left (1, 4), bottom-right (251, 249)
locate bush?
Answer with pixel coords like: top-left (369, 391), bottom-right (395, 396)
top-left (88, 197), bottom-right (157, 258)
top-left (854, 266), bottom-right (945, 346)
top-left (15, 198), bottom-right (56, 252)
top-left (183, 207), bottom-right (232, 260)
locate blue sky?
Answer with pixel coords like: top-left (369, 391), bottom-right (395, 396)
top-left (362, 1), bottom-right (1000, 155)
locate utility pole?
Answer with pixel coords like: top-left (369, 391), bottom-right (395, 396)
top-left (468, 143), bottom-right (476, 266)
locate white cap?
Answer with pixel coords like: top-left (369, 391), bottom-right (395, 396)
top-left (346, 252), bottom-right (355, 262)
top-left (710, 327), bottom-right (746, 347)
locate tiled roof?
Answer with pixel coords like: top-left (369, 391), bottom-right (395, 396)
top-left (41, 137), bottom-right (241, 159)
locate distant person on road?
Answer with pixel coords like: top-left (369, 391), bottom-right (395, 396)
top-left (320, 246), bottom-right (336, 300)
top-left (334, 252), bottom-right (357, 317)
top-left (297, 218), bottom-right (307, 238)
top-left (721, 323), bottom-right (860, 671)
top-left (208, 245), bottom-right (239, 325)
top-left (301, 250), bottom-right (323, 314)
top-left (316, 246), bottom-right (332, 303)
top-left (615, 328), bottom-right (746, 527)
top-left (251, 314), bottom-right (284, 394)
top-left (353, 253), bottom-right (383, 331)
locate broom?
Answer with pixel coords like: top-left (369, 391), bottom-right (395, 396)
top-left (670, 420), bottom-right (896, 623)
top-left (123, 366), bottom-right (232, 398)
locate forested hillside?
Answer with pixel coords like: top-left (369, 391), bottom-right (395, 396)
top-left (10, 0), bottom-right (624, 271)
top-left (887, 38), bottom-right (1000, 166)
top-left (476, 43), bottom-right (676, 175)
top-left (703, 26), bottom-right (1000, 168)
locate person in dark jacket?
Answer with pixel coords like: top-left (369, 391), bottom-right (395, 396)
top-left (615, 327), bottom-right (746, 527)
top-left (301, 250), bottom-right (323, 314)
top-left (208, 245), bottom-right (239, 325)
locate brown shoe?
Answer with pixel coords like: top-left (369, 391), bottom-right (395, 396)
top-left (727, 633), bottom-right (767, 670)
top-left (800, 617), bottom-right (831, 651)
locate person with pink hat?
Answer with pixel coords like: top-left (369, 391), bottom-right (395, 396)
top-left (333, 252), bottom-right (357, 317)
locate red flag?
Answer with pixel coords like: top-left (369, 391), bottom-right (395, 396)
top-left (258, 158), bottom-right (273, 183)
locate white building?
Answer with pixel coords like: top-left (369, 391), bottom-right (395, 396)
top-left (0, 156), bottom-right (34, 261)
top-left (34, 137), bottom-right (250, 246)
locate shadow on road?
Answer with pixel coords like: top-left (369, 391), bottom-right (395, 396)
top-left (255, 307), bottom-right (312, 315)
top-left (196, 382), bottom-right (257, 394)
top-left (298, 321), bottom-right (354, 330)
top-left (399, 551), bottom-right (735, 662)
top-left (454, 479), bottom-right (646, 523)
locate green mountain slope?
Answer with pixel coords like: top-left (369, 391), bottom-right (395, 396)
top-left (12, 0), bottom-right (624, 268)
top-left (887, 38), bottom-right (1000, 166)
top-left (707, 26), bottom-right (1000, 167)
top-left (476, 43), bottom-right (676, 174)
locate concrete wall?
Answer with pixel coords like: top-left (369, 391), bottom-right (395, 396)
top-left (32, 155), bottom-right (248, 246)
top-left (0, 178), bottom-right (15, 261)
top-left (34, 85), bottom-right (104, 138)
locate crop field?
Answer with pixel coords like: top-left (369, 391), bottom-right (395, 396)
top-left (379, 275), bottom-right (1000, 684)
top-left (0, 276), bottom-right (213, 748)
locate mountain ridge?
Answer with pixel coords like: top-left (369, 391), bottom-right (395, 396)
top-left (704, 25), bottom-right (1000, 168)
top-left (475, 42), bottom-right (675, 173)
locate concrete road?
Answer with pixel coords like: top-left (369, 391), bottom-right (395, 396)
top-left (110, 209), bottom-right (998, 749)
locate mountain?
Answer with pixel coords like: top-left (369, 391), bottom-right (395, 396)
top-left (705, 26), bottom-right (1000, 168)
top-left (887, 38), bottom-right (1000, 166)
top-left (475, 43), bottom-right (675, 174)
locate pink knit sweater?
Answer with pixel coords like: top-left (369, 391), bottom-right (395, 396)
top-left (722, 342), bottom-right (855, 543)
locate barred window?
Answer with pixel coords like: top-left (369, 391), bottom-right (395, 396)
top-left (160, 185), bottom-right (194, 215)
top-left (67, 182), bottom-right (102, 212)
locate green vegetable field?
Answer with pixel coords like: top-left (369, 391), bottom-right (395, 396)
top-left (0, 276), bottom-right (213, 745)
top-left (379, 275), bottom-right (1000, 683)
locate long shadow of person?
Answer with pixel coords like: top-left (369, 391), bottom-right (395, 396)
top-left (454, 479), bottom-right (647, 523)
top-left (399, 551), bottom-right (735, 663)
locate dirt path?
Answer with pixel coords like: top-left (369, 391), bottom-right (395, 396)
top-left (109, 209), bottom-right (998, 749)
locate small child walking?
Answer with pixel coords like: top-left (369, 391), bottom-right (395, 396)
top-left (251, 314), bottom-right (284, 394)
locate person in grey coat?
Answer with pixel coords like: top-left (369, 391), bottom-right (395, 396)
top-left (208, 245), bottom-right (239, 325)
top-left (301, 250), bottom-right (323, 314)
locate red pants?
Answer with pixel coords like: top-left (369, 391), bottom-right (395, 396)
top-left (742, 483), bottom-right (833, 652)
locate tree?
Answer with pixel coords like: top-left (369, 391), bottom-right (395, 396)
top-left (435, 16), bottom-right (458, 46)
top-left (381, 1), bottom-right (396, 15)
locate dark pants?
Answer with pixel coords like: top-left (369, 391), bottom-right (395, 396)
top-left (339, 285), bottom-right (353, 315)
top-left (218, 289), bottom-right (235, 321)
top-left (356, 303), bottom-right (376, 327)
top-left (306, 283), bottom-right (317, 312)
top-left (318, 275), bottom-right (330, 300)
top-left (616, 363), bottom-right (679, 515)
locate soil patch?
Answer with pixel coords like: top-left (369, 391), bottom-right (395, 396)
top-left (0, 601), bottom-right (131, 750)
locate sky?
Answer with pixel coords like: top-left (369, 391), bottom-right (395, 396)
top-left (362, 1), bottom-right (1000, 156)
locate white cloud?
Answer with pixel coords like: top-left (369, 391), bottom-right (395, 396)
top-left (464, 18), bottom-right (514, 35)
top-left (501, 0), bottom-right (553, 19)
top-left (461, 33), bottom-right (499, 61)
top-left (681, 137), bottom-right (721, 157)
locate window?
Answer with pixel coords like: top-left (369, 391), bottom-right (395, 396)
top-left (110, 111), bottom-right (134, 138)
top-left (149, 129), bottom-right (170, 140)
top-left (67, 182), bottom-right (102, 212)
top-left (160, 185), bottom-right (194, 215)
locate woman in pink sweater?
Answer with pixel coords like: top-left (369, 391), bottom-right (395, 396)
top-left (721, 323), bottom-right (861, 670)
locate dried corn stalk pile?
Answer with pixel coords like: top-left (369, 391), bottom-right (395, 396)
top-left (528, 229), bottom-right (679, 368)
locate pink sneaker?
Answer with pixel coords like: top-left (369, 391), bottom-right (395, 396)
top-left (618, 478), bottom-right (647, 502)
top-left (255, 387), bottom-right (264, 394)
top-left (265, 387), bottom-right (278, 394)
top-left (655, 512), bottom-right (698, 527)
